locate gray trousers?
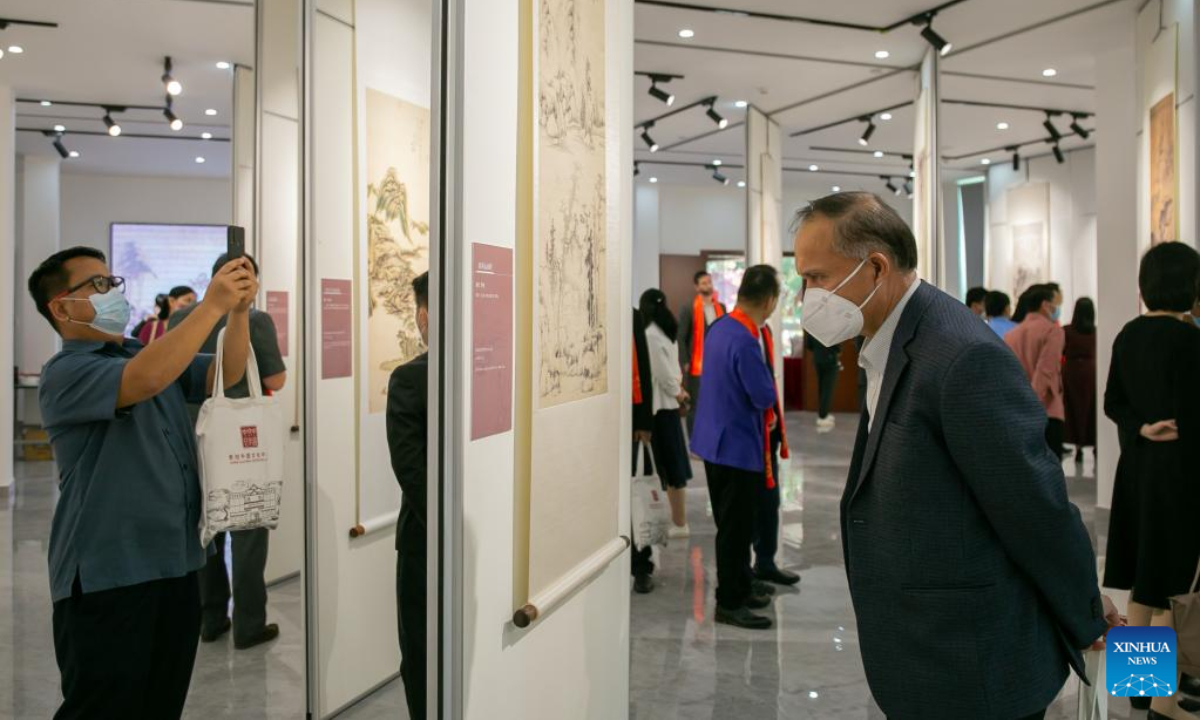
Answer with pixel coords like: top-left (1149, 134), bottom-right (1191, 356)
top-left (199, 528), bottom-right (269, 644)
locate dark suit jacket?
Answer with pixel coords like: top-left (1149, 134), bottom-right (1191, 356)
top-left (843, 282), bottom-right (1107, 720)
top-left (387, 352), bottom-right (428, 555)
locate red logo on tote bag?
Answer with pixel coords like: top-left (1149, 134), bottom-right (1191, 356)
top-left (240, 426), bottom-right (259, 448)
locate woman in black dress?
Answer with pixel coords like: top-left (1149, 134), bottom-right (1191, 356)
top-left (1063, 297), bottom-right (1097, 462)
top-left (1104, 242), bottom-right (1200, 718)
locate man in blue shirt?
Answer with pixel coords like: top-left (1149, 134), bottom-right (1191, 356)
top-left (28, 246), bottom-right (256, 720)
top-left (691, 264), bottom-right (782, 630)
top-left (985, 289), bottom-right (1018, 339)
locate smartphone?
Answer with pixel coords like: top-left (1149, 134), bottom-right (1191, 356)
top-left (226, 225), bottom-right (246, 262)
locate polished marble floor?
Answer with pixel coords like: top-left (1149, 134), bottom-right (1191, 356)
top-left (628, 411), bottom-right (1139, 720)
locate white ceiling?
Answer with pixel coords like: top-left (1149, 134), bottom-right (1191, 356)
top-left (1, 0), bottom-right (254, 178)
top-left (634, 0), bottom-right (1134, 188)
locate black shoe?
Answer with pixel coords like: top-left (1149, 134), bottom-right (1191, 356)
top-left (714, 605), bottom-right (772, 629)
top-left (751, 579), bottom-right (776, 596)
top-left (1131, 697), bottom-right (1152, 710)
top-left (234, 623), bottom-right (279, 650)
top-left (1182, 673), bottom-right (1200, 697)
top-left (1179, 695), bottom-right (1200, 713)
top-left (755, 566), bottom-right (801, 586)
top-left (200, 617), bottom-right (231, 643)
top-left (633, 573), bottom-right (654, 594)
top-left (745, 592), bottom-right (772, 610)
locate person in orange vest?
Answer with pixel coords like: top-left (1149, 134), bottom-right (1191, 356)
top-left (677, 270), bottom-right (725, 437)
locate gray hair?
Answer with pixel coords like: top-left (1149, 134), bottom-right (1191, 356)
top-left (791, 191), bottom-right (918, 271)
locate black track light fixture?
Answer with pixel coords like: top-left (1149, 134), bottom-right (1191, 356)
top-left (1069, 114), bottom-right (1090, 140)
top-left (640, 122), bottom-right (659, 152)
top-left (162, 56), bottom-right (182, 96)
top-left (903, 179), bottom-right (913, 198)
top-left (858, 117), bottom-right (876, 147)
top-left (1007, 146), bottom-right (1020, 171)
top-left (709, 165), bottom-right (729, 185)
top-left (917, 14), bottom-right (952, 57)
top-left (648, 79), bottom-right (675, 107)
top-left (1043, 112), bottom-right (1062, 142)
top-left (102, 109), bottom-right (121, 137)
top-left (47, 131), bottom-right (69, 159)
top-left (1052, 143), bottom-right (1065, 164)
top-left (883, 177), bottom-right (899, 195)
top-left (704, 99), bottom-right (728, 130)
top-left (163, 97), bottom-right (183, 131)
top-left (634, 162), bottom-right (640, 176)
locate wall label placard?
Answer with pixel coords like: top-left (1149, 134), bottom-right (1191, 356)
top-left (472, 243), bottom-right (514, 440)
top-left (321, 279), bottom-right (352, 379)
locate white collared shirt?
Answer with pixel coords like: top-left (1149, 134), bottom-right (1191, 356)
top-left (858, 277), bottom-right (921, 430)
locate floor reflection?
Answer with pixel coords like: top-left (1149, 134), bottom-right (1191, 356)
top-left (629, 411), bottom-right (1133, 720)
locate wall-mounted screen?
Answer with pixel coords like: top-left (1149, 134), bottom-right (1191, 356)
top-left (110, 223), bottom-right (228, 335)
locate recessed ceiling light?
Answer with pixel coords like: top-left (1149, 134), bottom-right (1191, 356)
top-left (734, 100), bottom-right (748, 108)
top-left (649, 177), bottom-right (658, 183)
top-left (40, 100), bottom-right (52, 107)
top-left (909, 170), bottom-right (916, 178)
top-left (832, 185), bottom-right (841, 192)
top-left (8, 46), bottom-right (24, 54)
top-left (873, 150), bottom-right (884, 158)
top-left (808, 164), bottom-right (819, 172)
top-left (712, 159), bottom-right (722, 166)
top-left (1042, 68), bottom-right (1057, 77)
top-left (69, 151), bottom-right (80, 158)
top-left (997, 121), bottom-right (1009, 130)
top-left (205, 108), bottom-right (218, 116)
top-left (54, 124), bottom-right (65, 132)
top-left (201, 132), bottom-right (213, 140)
top-left (737, 180), bottom-right (746, 188)
top-left (678, 28), bottom-right (695, 38)
top-left (195, 156), bottom-right (206, 164)
top-left (880, 112), bottom-right (892, 121)
top-left (216, 61), bottom-right (231, 70)
top-left (874, 50), bottom-right (889, 59)
top-left (980, 158), bottom-right (991, 165)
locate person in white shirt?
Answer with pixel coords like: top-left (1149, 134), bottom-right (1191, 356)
top-left (639, 289), bottom-right (693, 538)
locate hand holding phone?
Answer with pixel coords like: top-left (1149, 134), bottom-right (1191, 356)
top-left (226, 225), bottom-right (245, 262)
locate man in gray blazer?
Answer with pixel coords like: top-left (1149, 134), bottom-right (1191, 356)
top-left (792, 192), bottom-right (1118, 720)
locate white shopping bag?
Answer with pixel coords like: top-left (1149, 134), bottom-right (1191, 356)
top-left (1077, 648), bottom-right (1107, 720)
top-left (195, 328), bottom-right (286, 546)
top-left (631, 443), bottom-right (671, 548)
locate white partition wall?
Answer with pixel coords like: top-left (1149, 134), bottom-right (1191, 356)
top-left (745, 106), bottom-right (783, 373)
top-left (0, 86), bottom-right (14, 492)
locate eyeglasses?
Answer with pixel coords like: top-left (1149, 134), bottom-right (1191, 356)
top-left (53, 275), bottom-right (126, 300)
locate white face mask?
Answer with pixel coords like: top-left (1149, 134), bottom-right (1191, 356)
top-left (801, 257), bottom-right (881, 346)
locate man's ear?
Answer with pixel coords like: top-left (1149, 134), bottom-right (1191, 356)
top-left (48, 298), bottom-right (70, 325)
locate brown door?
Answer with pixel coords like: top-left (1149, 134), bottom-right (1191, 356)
top-left (658, 254), bottom-right (707, 316)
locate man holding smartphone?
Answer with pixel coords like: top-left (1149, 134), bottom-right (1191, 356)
top-left (29, 246), bottom-right (257, 719)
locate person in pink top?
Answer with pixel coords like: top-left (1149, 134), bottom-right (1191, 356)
top-left (137, 285), bottom-right (196, 344)
top-left (1005, 283), bottom-right (1066, 457)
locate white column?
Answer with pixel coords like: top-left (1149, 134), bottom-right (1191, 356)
top-left (1094, 29), bottom-right (1138, 510)
top-left (17, 156), bottom-right (61, 375)
top-left (0, 86), bottom-right (16, 491)
top-left (632, 183), bottom-right (660, 301)
top-left (745, 106), bottom-right (784, 374)
top-left (232, 65), bottom-right (257, 247)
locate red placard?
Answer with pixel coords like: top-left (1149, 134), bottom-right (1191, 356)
top-left (321, 279), bottom-right (352, 379)
top-left (471, 244), bottom-right (514, 440)
top-left (266, 291), bottom-right (289, 357)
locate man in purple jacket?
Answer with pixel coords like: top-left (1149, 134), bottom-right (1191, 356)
top-left (691, 264), bottom-right (781, 629)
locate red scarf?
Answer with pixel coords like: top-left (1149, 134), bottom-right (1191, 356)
top-left (689, 292), bottom-right (725, 377)
top-left (632, 334), bottom-right (643, 406)
top-left (728, 308), bottom-right (790, 489)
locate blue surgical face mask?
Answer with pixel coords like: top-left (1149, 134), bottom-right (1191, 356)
top-left (1051, 306), bottom-right (1062, 322)
top-left (62, 288), bottom-right (132, 337)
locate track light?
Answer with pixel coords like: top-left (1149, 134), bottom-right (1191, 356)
top-left (704, 100), bottom-right (728, 129)
top-left (1043, 113), bottom-right (1062, 142)
top-left (49, 133), bottom-right (70, 159)
top-left (162, 56), bottom-right (182, 96)
top-left (103, 111), bottom-right (121, 137)
top-left (1008, 147), bottom-right (1020, 171)
top-left (920, 19), bottom-right (952, 56)
top-left (709, 165), bottom-right (729, 185)
top-left (858, 118), bottom-right (876, 146)
top-left (1069, 115), bottom-right (1090, 140)
top-left (1052, 143), bottom-right (1065, 164)
top-left (164, 98), bottom-right (183, 131)
top-left (640, 123), bottom-right (659, 152)
top-left (648, 81), bottom-right (674, 107)
top-left (903, 179), bottom-right (913, 198)
top-left (634, 162), bottom-right (640, 176)
top-left (884, 178), bottom-right (899, 195)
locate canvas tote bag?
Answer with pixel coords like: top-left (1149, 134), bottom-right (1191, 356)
top-left (1170, 560), bottom-right (1200, 676)
top-left (196, 328), bottom-right (286, 546)
top-left (631, 442), bottom-right (671, 548)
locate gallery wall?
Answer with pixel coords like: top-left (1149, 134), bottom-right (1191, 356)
top-left (457, 0), bottom-right (632, 718)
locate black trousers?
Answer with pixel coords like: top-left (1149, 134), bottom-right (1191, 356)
top-left (199, 528), bottom-right (269, 644)
top-left (52, 572), bottom-right (201, 720)
top-left (752, 452), bottom-right (780, 572)
top-left (397, 551), bottom-right (427, 720)
top-left (684, 374), bottom-right (701, 437)
top-left (705, 461), bottom-right (757, 610)
top-left (815, 361), bottom-right (839, 418)
top-left (1046, 417), bottom-right (1065, 458)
